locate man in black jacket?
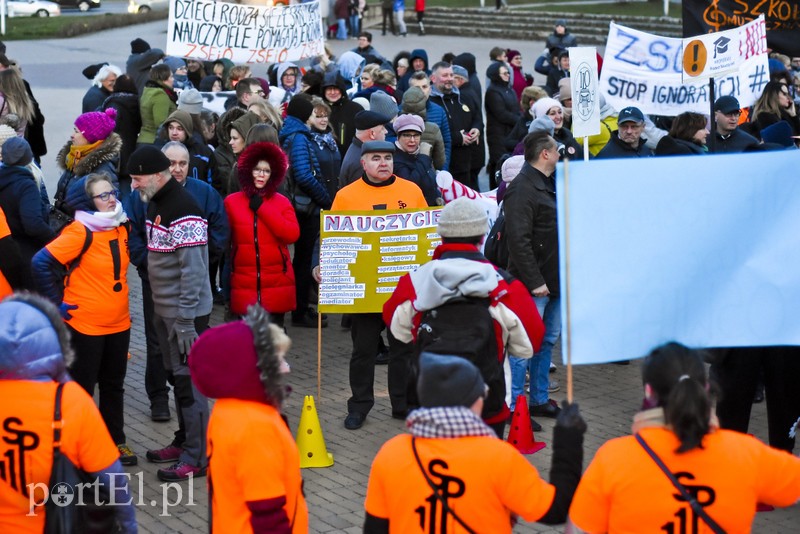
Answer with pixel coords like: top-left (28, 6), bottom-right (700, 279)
top-left (503, 131), bottom-right (563, 424)
top-left (595, 106), bottom-right (654, 159)
top-left (710, 95), bottom-right (760, 153)
top-left (429, 62), bottom-right (483, 188)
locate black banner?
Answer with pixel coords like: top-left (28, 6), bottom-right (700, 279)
top-left (683, 0), bottom-right (800, 57)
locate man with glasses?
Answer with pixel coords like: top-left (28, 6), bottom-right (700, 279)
top-left (711, 95), bottom-right (760, 153)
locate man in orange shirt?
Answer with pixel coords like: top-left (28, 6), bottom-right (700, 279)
top-left (329, 141), bottom-right (428, 430)
top-left (364, 352), bottom-right (586, 533)
top-left (189, 305), bottom-right (308, 534)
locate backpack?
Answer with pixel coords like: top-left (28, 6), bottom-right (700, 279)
top-left (415, 297), bottom-right (505, 419)
top-left (483, 205), bottom-right (509, 269)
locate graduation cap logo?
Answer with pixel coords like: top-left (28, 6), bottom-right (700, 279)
top-left (713, 37), bottom-right (730, 59)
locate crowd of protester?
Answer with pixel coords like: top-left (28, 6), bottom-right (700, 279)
top-left (0, 22), bottom-right (799, 532)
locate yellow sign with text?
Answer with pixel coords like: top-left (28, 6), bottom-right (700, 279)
top-left (318, 208), bottom-right (442, 313)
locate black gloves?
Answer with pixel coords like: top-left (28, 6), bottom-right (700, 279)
top-left (555, 401), bottom-right (587, 434)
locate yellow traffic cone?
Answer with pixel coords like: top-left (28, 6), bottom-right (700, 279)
top-left (295, 395), bottom-right (334, 468)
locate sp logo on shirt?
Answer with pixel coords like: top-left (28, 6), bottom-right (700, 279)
top-left (662, 471), bottom-right (716, 534)
top-left (415, 459), bottom-right (466, 533)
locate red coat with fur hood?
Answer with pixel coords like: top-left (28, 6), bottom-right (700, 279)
top-left (225, 142), bottom-right (300, 316)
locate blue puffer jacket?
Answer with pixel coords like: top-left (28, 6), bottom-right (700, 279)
top-left (279, 116), bottom-right (332, 209)
top-left (426, 101), bottom-right (452, 170)
top-left (0, 299), bottom-right (69, 382)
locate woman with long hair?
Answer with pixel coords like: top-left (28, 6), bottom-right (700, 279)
top-left (33, 173), bottom-right (136, 467)
top-left (655, 112), bottom-right (708, 155)
top-left (0, 69), bottom-right (34, 136)
top-left (224, 142), bottom-right (299, 325)
top-left (751, 80), bottom-right (800, 138)
top-left (569, 342), bottom-right (800, 533)
top-left (137, 63), bottom-right (177, 145)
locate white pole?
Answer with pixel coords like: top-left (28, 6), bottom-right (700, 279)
top-left (663, 0), bottom-right (668, 17)
top-left (583, 136), bottom-right (589, 161)
top-left (1, 0), bottom-right (6, 36)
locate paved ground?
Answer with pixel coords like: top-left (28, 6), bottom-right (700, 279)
top-left (6, 20), bottom-right (798, 533)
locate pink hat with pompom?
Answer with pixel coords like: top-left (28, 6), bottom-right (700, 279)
top-left (74, 108), bottom-right (117, 143)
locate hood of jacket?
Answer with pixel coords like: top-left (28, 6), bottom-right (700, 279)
top-left (277, 62), bottom-right (301, 92)
top-left (0, 163), bottom-right (35, 193)
top-left (56, 132), bottom-right (123, 176)
top-left (453, 53), bottom-right (477, 76)
top-left (337, 51), bottom-right (365, 82)
top-left (408, 253), bottom-right (501, 311)
top-left (278, 115), bottom-right (311, 144)
top-left (322, 70), bottom-right (348, 94)
top-left (217, 107), bottom-right (247, 146)
top-left (486, 62), bottom-right (508, 85)
top-left (0, 297), bottom-right (72, 383)
top-left (410, 49), bottom-right (429, 71)
top-left (237, 141), bottom-right (288, 198)
top-left (230, 111), bottom-right (261, 140)
top-left (102, 92), bottom-right (139, 114)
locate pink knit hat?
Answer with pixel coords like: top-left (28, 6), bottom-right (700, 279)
top-left (74, 108), bottom-right (117, 143)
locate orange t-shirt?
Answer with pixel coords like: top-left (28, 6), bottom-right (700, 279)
top-left (45, 221), bottom-right (130, 335)
top-left (365, 434), bottom-right (555, 533)
top-left (331, 176), bottom-right (428, 212)
top-left (0, 207), bottom-right (12, 300)
top-left (569, 427), bottom-right (800, 533)
top-left (207, 399), bottom-right (308, 534)
top-left (0, 380), bottom-right (120, 532)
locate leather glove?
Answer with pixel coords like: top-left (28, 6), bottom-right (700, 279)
top-left (59, 302), bottom-right (78, 320)
top-left (555, 401), bottom-right (587, 434)
top-left (171, 317), bottom-right (198, 360)
top-left (249, 194), bottom-right (263, 212)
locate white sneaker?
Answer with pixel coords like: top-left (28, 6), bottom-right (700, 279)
top-left (549, 362), bottom-right (557, 373)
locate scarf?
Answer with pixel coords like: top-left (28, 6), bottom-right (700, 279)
top-left (65, 139), bottom-right (104, 171)
top-left (311, 129), bottom-right (338, 152)
top-left (395, 139), bottom-right (420, 155)
top-left (74, 201), bottom-right (128, 232)
top-left (406, 406), bottom-right (495, 439)
top-left (631, 407), bottom-right (719, 434)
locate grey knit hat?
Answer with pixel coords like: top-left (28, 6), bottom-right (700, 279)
top-left (2, 137), bottom-right (32, 166)
top-left (370, 90), bottom-right (398, 121)
top-left (401, 86), bottom-right (427, 116)
top-left (178, 88), bottom-right (204, 115)
top-left (528, 115), bottom-right (556, 136)
top-left (417, 352), bottom-right (486, 408)
top-left (452, 65), bottom-right (469, 79)
top-left (437, 197), bottom-right (488, 238)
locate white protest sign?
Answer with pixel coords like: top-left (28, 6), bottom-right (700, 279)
top-left (167, 0), bottom-right (325, 64)
top-left (568, 47), bottom-right (600, 138)
top-left (681, 15), bottom-right (767, 82)
top-left (600, 20), bottom-right (769, 116)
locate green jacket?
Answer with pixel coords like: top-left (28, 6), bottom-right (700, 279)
top-left (138, 81), bottom-right (176, 145)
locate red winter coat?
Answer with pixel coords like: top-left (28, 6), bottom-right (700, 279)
top-left (225, 191), bottom-right (300, 316)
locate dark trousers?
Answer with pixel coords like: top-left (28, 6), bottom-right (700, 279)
top-left (348, 313), bottom-right (404, 415)
top-left (141, 275), bottom-right (169, 410)
top-left (67, 326), bottom-right (130, 445)
top-left (292, 210), bottom-right (320, 318)
top-left (712, 346), bottom-right (800, 453)
top-left (381, 7), bottom-right (395, 34)
top-left (449, 146), bottom-right (474, 189)
top-left (388, 335), bottom-right (415, 414)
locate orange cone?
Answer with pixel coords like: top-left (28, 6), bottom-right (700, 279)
top-left (507, 395), bottom-right (546, 454)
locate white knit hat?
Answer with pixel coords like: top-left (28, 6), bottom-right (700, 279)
top-left (0, 125), bottom-right (16, 148)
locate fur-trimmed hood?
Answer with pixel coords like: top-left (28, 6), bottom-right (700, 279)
top-left (56, 132), bottom-right (123, 176)
top-left (237, 141), bottom-right (288, 198)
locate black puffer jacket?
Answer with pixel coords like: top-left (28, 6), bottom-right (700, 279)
top-left (392, 149), bottom-right (440, 207)
top-left (102, 92), bottom-right (141, 178)
top-left (322, 71), bottom-right (364, 158)
top-left (503, 162), bottom-right (559, 295)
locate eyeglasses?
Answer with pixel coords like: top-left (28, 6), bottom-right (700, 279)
top-left (253, 169), bottom-right (271, 176)
top-left (399, 132), bottom-right (421, 139)
top-left (92, 190), bottom-right (120, 201)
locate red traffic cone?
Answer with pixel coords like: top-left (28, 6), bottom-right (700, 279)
top-left (507, 395), bottom-right (546, 454)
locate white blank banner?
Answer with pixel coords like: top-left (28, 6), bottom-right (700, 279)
top-left (557, 151), bottom-right (800, 364)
